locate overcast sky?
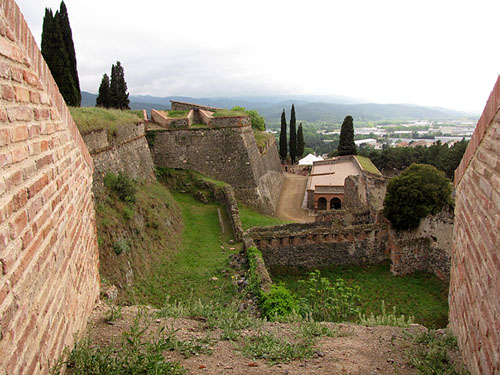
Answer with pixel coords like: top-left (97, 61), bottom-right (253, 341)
top-left (15, 0), bottom-right (500, 113)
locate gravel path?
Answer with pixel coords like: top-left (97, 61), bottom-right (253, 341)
top-left (276, 173), bottom-right (314, 223)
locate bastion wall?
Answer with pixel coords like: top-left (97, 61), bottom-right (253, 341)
top-left (450, 76), bottom-right (500, 374)
top-left (0, 2), bottom-right (99, 374)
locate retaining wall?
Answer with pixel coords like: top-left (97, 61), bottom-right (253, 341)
top-left (450, 76), bottom-right (500, 374)
top-left (0, 2), bottom-right (99, 374)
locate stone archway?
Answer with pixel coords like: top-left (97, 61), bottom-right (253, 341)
top-left (318, 197), bottom-right (327, 210)
top-left (331, 197), bottom-right (342, 210)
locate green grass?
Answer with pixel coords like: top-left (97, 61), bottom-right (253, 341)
top-left (189, 123), bottom-right (207, 128)
top-left (70, 107), bottom-right (143, 134)
top-left (254, 130), bottom-right (275, 149)
top-left (272, 262), bottom-right (449, 329)
top-left (238, 203), bottom-right (290, 231)
top-left (355, 155), bottom-right (382, 175)
top-left (213, 109), bottom-right (248, 117)
top-left (167, 110), bottom-right (189, 118)
top-left (134, 192), bottom-right (239, 306)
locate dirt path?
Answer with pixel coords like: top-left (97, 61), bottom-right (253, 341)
top-left (276, 173), bottom-right (314, 223)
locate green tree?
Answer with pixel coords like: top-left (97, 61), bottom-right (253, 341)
top-left (41, 7), bottom-right (79, 106)
top-left (56, 1), bottom-right (81, 106)
top-left (96, 73), bottom-right (110, 108)
top-left (297, 123), bottom-right (305, 159)
top-left (289, 104), bottom-right (297, 164)
top-left (279, 109), bottom-right (287, 162)
top-left (338, 115), bottom-right (357, 156)
top-left (109, 61), bottom-right (130, 110)
top-left (383, 164), bottom-right (452, 230)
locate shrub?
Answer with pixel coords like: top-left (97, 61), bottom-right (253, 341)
top-left (383, 164), bottom-right (452, 230)
top-left (104, 172), bottom-right (136, 204)
top-left (113, 239), bottom-right (129, 255)
top-left (297, 270), bottom-right (361, 322)
top-left (260, 284), bottom-right (299, 321)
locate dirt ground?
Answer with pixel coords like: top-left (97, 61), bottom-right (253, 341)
top-left (276, 173), bottom-right (315, 223)
top-left (84, 304), bottom-right (441, 375)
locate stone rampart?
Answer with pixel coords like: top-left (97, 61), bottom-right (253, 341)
top-left (170, 100), bottom-right (221, 112)
top-left (81, 122), bottom-right (155, 187)
top-left (0, 2), bottom-right (99, 373)
top-left (148, 125), bottom-right (283, 214)
top-left (248, 222), bottom-right (389, 270)
top-left (450, 76), bottom-right (500, 374)
top-left (388, 208), bottom-right (453, 281)
top-left (150, 109), bottom-right (190, 129)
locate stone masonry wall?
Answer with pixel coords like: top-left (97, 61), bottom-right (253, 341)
top-left (82, 122), bottom-right (156, 188)
top-left (148, 125), bottom-right (283, 214)
top-left (248, 222), bottom-right (389, 270)
top-left (450, 76), bottom-right (500, 374)
top-left (0, 2), bottom-right (100, 374)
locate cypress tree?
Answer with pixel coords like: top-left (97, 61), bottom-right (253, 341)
top-left (279, 109), bottom-right (287, 162)
top-left (338, 115), bottom-right (357, 156)
top-left (289, 104), bottom-right (297, 164)
top-left (56, 1), bottom-right (81, 106)
top-left (96, 73), bottom-right (110, 108)
top-left (41, 7), bottom-right (79, 106)
top-left (297, 123), bottom-right (305, 159)
top-left (109, 61), bottom-right (130, 110)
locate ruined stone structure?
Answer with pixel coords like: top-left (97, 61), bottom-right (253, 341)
top-left (450, 76), bottom-right (500, 374)
top-left (0, 2), bottom-right (99, 374)
top-left (148, 118), bottom-right (283, 214)
top-left (81, 122), bottom-right (156, 188)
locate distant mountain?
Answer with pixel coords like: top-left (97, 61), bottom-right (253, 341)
top-left (81, 91), bottom-right (476, 125)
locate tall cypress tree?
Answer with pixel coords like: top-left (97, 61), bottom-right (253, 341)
top-left (338, 115), bottom-right (357, 156)
top-left (96, 73), bottom-right (110, 108)
top-left (297, 123), bottom-right (305, 159)
top-left (279, 109), bottom-right (287, 162)
top-left (41, 7), bottom-right (79, 106)
top-left (289, 104), bottom-right (297, 164)
top-left (109, 61), bottom-right (130, 110)
top-left (56, 1), bottom-right (81, 106)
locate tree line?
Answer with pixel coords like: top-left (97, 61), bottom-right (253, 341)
top-left (96, 62), bottom-right (130, 110)
top-left (279, 104), bottom-right (305, 163)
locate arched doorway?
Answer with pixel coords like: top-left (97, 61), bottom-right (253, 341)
top-left (330, 197), bottom-right (342, 210)
top-left (318, 197), bottom-right (327, 210)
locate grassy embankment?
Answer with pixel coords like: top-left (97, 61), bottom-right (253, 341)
top-left (355, 155), bottom-right (382, 175)
top-left (69, 106), bottom-right (143, 134)
top-left (273, 262), bottom-right (449, 329)
top-left (238, 203), bottom-right (289, 231)
top-left (212, 109), bottom-right (248, 117)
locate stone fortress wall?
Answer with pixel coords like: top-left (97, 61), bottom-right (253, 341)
top-left (0, 2), bottom-right (100, 374)
top-left (147, 107), bottom-right (283, 214)
top-left (449, 76), bottom-right (500, 374)
top-left (81, 122), bottom-right (156, 189)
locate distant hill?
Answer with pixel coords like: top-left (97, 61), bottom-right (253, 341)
top-left (81, 91), bottom-right (476, 125)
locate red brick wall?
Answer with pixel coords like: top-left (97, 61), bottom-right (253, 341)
top-left (450, 76), bottom-right (500, 374)
top-left (0, 1), bottom-right (100, 374)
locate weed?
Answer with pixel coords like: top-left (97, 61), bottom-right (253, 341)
top-left (297, 321), bottom-right (339, 339)
top-left (260, 284), bottom-right (299, 321)
top-left (163, 326), bottom-right (215, 358)
top-left (241, 331), bottom-right (315, 364)
top-left (359, 300), bottom-right (415, 327)
top-left (104, 305), bottom-right (122, 323)
top-left (104, 172), bottom-right (136, 204)
top-left (122, 205), bottom-right (135, 220)
top-left (406, 330), bottom-right (469, 375)
top-left (113, 239), bottom-right (129, 255)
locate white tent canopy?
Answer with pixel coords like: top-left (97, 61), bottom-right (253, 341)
top-left (298, 153), bottom-right (324, 166)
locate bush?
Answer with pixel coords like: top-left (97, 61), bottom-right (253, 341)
top-left (383, 164), bottom-right (452, 230)
top-left (297, 270), bottom-right (360, 322)
top-left (113, 239), bottom-right (130, 255)
top-left (260, 284), bottom-right (299, 321)
top-left (104, 172), bottom-right (136, 204)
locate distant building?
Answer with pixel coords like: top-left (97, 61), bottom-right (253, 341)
top-left (306, 155), bottom-right (379, 212)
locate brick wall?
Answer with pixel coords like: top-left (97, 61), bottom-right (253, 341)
top-left (0, 1), bottom-right (100, 374)
top-left (450, 76), bottom-right (500, 374)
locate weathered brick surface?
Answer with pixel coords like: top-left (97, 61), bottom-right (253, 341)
top-left (451, 76), bottom-right (500, 374)
top-left (0, 2), bottom-right (99, 374)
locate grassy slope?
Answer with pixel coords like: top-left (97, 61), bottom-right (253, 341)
top-left (239, 203), bottom-right (290, 231)
top-left (355, 155), bottom-right (382, 175)
top-left (134, 192), bottom-right (240, 306)
top-left (213, 109), bottom-right (248, 117)
top-left (253, 130), bottom-right (275, 149)
top-left (70, 107), bottom-right (143, 134)
top-left (273, 262), bottom-right (449, 329)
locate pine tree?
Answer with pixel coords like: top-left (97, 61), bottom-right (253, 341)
top-left (338, 115), bottom-right (357, 156)
top-left (109, 61), bottom-right (130, 110)
top-left (289, 104), bottom-right (297, 164)
top-left (56, 1), bottom-right (81, 106)
top-left (279, 109), bottom-right (287, 162)
top-left (96, 73), bottom-right (110, 108)
top-left (297, 123), bottom-right (305, 159)
top-left (41, 6), bottom-right (79, 106)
